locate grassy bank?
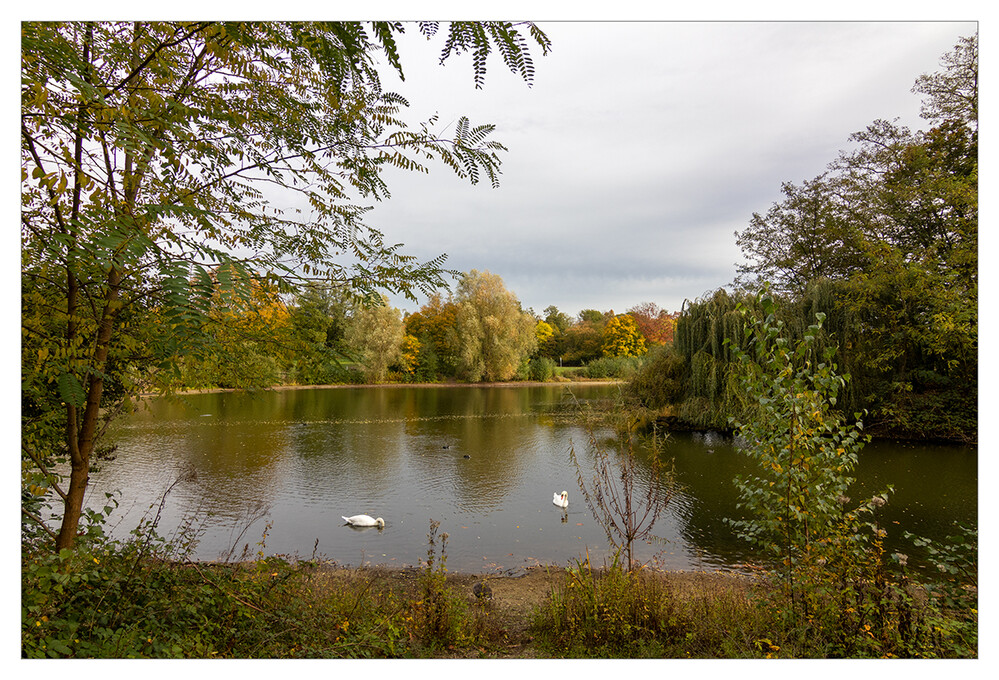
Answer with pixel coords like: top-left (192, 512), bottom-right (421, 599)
top-left (22, 532), bottom-right (976, 659)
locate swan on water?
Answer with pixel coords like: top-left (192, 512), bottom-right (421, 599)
top-left (553, 490), bottom-right (568, 508)
top-left (342, 515), bottom-right (385, 528)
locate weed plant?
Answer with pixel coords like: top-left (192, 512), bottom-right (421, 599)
top-left (531, 554), bottom-right (767, 658)
top-left (412, 519), bottom-right (477, 652)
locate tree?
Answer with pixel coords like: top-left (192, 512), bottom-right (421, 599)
top-left (21, 21), bottom-right (551, 551)
top-left (452, 270), bottom-right (537, 381)
top-left (560, 317), bottom-right (605, 366)
top-left (405, 291), bottom-right (460, 378)
top-left (532, 305), bottom-right (571, 361)
top-left (737, 34), bottom-right (977, 298)
top-left (543, 305), bottom-right (571, 334)
top-left (728, 32), bottom-right (977, 441)
top-left (735, 176), bottom-right (866, 293)
top-left (626, 302), bottom-right (678, 346)
top-left (397, 334), bottom-right (422, 379)
top-left (577, 309), bottom-right (606, 325)
top-left (286, 282), bottom-right (353, 385)
top-left (534, 319), bottom-right (555, 346)
top-left (178, 273), bottom-right (292, 389)
top-left (913, 33), bottom-right (977, 131)
top-left (345, 296), bottom-right (406, 383)
top-left (601, 314), bottom-right (646, 357)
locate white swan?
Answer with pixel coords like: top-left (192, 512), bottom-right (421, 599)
top-left (342, 514), bottom-right (385, 528)
top-left (553, 490), bottom-right (568, 508)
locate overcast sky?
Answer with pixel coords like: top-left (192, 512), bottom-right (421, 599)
top-left (355, 20), bottom-right (977, 318)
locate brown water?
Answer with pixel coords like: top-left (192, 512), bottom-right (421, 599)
top-left (88, 384), bottom-right (977, 576)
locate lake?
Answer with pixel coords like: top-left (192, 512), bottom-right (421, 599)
top-left (88, 384), bottom-right (977, 576)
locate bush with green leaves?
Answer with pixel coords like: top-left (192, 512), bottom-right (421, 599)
top-left (724, 288), bottom-right (876, 592)
top-left (585, 355), bottom-right (643, 379)
top-left (528, 356), bottom-right (556, 381)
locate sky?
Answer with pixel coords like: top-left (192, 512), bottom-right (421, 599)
top-left (352, 19), bottom-right (978, 318)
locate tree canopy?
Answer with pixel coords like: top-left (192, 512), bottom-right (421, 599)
top-left (453, 270), bottom-right (537, 382)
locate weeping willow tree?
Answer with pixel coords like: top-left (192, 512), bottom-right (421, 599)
top-left (629, 280), bottom-right (861, 430)
top-left (672, 288), bottom-right (756, 427)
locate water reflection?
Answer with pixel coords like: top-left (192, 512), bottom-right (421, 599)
top-left (92, 386), bottom-right (976, 575)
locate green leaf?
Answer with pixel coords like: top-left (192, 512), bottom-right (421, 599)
top-left (57, 372), bottom-right (86, 408)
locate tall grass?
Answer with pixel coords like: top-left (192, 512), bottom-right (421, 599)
top-left (530, 554), bottom-right (766, 658)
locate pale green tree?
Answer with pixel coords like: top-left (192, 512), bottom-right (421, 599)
top-left (453, 270), bottom-right (537, 381)
top-left (345, 296), bottom-right (406, 383)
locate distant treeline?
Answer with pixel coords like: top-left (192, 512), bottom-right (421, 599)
top-left (160, 268), bottom-right (676, 390)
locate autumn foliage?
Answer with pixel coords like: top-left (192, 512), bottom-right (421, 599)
top-left (601, 314), bottom-right (646, 358)
top-left (627, 302), bottom-right (679, 346)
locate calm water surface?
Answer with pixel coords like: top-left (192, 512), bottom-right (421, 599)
top-left (90, 385), bottom-right (977, 575)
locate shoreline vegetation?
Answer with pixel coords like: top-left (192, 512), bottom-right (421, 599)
top-left (21, 531), bottom-right (975, 659)
top-left (142, 377), bottom-right (625, 397)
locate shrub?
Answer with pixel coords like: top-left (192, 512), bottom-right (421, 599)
top-left (528, 356), bottom-right (556, 381)
top-left (585, 356), bottom-right (642, 379)
top-left (411, 519), bottom-right (480, 652)
top-left (722, 286), bottom-right (977, 658)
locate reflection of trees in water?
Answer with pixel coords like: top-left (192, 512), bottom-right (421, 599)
top-left (613, 431), bottom-right (758, 569)
top-left (113, 393), bottom-right (292, 519)
top-left (397, 386), bottom-right (614, 513)
top-left (404, 413), bottom-right (539, 513)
